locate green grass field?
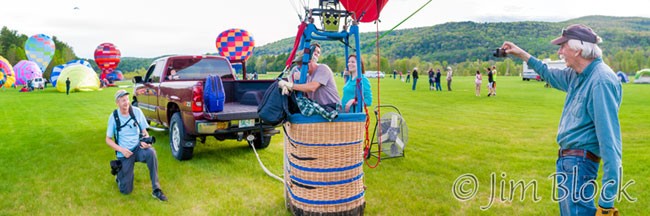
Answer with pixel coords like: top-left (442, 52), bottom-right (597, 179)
top-left (1, 76), bottom-right (648, 215)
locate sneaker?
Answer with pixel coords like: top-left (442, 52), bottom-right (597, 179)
top-left (152, 189), bottom-right (168, 201)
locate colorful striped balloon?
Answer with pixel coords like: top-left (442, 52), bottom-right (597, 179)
top-left (94, 43), bottom-right (121, 73)
top-left (0, 56), bottom-right (15, 88)
top-left (25, 34), bottom-right (56, 71)
top-left (13, 60), bottom-right (43, 86)
top-left (216, 28), bottom-right (255, 61)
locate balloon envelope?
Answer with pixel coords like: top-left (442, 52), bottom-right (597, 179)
top-left (216, 28), bottom-right (255, 61)
top-left (0, 56), bottom-right (15, 88)
top-left (106, 70), bottom-right (124, 82)
top-left (94, 43), bottom-right (121, 73)
top-left (340, 0), bottom-right (389, 23)
top-left (51, 59), bottom-right (93, 87)
top-left (25, 34), bottom-right (56, 71)
top-left (56, 65), bottom-right (100, 93)
top-left (14, 60), bottom-right (43, 86)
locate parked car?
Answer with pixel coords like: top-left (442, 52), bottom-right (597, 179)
top-left (365, 71), bottom-right (385, 78)
top-left (32, 77), bottom-right (45, 89)
top-left (522, 59), bottom-right (566, 81)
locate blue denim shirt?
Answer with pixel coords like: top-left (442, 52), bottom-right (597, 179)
top-left (528, 57), bottom-right (622, 208)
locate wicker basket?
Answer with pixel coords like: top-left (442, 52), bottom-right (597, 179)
top-left (284, 114), bottom-right (366, 216)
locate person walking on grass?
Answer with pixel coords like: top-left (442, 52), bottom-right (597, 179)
top-left (411, 67), bottom-right (419, 91)
top-left (474, 70), bottom-right (482, 96)
top-left (487, 67), bottom-right (495, 96)
top-left (446, 66), bottom-right (453, 91)
top-left (501, 24), bottom-right (622, 215)
top-left (435, 68), bottom-right (442, 91)
top-left (428, 68), bottom-right (434, 91)
top-left (405, 71), bottom-right (411, 83)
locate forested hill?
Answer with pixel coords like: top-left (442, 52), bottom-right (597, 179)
top-left (255, 15), bottom-right (650, 63)
top-left (3, 16), bottom-right (649, 77)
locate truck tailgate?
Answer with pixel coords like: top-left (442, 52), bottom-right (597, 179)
top-left (203, 102), bottom-right (258, 121)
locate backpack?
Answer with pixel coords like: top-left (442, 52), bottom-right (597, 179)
top-left (204, 75), bottom-right (225, 112)
top-left (112, 107), bottom-right (141, 146)
top-left (110, 107), bottom-right (141, 173)
top-left (257, 79), bottom-right (298, 125)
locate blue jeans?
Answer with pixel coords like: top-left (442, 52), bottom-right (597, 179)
top-left (556, 154), bottom-right (599, 216)
top-left (412, 78), bottom-right (418, 90)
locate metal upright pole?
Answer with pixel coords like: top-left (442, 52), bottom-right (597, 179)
top-left (351, 23), bottom-right (363, 113)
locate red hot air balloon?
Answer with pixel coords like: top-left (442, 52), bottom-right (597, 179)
top-left (216, 29), bottom-right (255, 61)
top-left (340, 0), bottom-right (389, 23)
top-left (94, 43), bottom-right (121, 74)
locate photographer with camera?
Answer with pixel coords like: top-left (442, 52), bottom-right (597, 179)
top-left (501, 24), bottom-right (622, 215)
top-left (105, 90), bottom-right (167, 201)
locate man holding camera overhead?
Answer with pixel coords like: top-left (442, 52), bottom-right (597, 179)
top-left (501, 24), bottom-right (621, 215)
top-left (105, 89), bottom-right (167, 201)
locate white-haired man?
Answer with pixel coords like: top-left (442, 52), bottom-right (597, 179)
top-left (501, 24), bottom-right (622, 215)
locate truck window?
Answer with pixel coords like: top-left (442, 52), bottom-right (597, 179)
top-left (144, 60), bottom-right (166, 83)
top-left (174, 58), bottom-right (233, 80)
top-left (144, 65), bottom-right (155, 82)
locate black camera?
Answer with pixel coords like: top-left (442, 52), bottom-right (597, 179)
top-left (493, 48), bottom-right (507, 57)
top-left (140, 136), bottom-right (156, 145)
top-left (110, 160), bottom-right (122, 175)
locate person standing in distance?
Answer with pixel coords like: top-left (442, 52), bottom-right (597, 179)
top-left (501, 24), bottom-right (622, 215)
top-left (65, 77), bottom-right (71, 95)
top-left (411, 67), bottom-right (419, 91)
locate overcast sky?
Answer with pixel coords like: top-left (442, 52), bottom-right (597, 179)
top-left (1, 0), bottom-right (648, 59)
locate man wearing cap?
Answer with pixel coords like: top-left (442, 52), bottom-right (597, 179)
top-left (501, 24), bottom-right (621, 215)
top-left (105, 90), bottom-right (167, 201)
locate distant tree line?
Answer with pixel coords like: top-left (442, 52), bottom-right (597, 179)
top-left (4, 15), bottom-right (650, 79)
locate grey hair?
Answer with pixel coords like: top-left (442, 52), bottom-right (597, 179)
top-left (567, 38), bottom-right (603, 59)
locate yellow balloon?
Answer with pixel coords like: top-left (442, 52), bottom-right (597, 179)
top-left (56, 65), bottom-right (100, 93)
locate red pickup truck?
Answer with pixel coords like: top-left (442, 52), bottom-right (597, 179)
top-left (132, 55), bottom-right (278, 160)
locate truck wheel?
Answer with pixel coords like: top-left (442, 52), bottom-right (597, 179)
top-left (253, 134), bottom-right (272, 149)
top-left (170, 112), bottom-right (195, 160)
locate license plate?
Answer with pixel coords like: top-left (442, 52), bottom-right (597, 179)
top-left (196, 121), bottom-right (229, 133)
top-left (239, 119), bottom-right (255, 128)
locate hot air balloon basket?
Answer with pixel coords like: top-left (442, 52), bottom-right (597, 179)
top-left (283, 113), bottom-right (366, 216)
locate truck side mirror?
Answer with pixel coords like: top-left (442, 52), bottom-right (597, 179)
top-left (133, 76), bottom-right (143, 84)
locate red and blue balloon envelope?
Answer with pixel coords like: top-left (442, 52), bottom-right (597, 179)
top-left (94, 43), bottom-right (121, 74)
top-left (340, 0), bottom-right (389, 23)
top-left (216, 29), bottom-right (255, 61)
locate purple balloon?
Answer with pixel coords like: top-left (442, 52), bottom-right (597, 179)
top-left (14, 60), bottom-right (43, 85)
